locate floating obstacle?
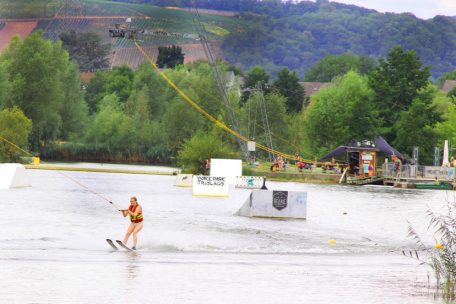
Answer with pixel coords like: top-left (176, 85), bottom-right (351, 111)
top-left (236, 190), bottom-right (307, 219)
top-left (192, 175), bottom-right (229, 197)
top-left (175, 174), bottom-right (193, 187)
top-left (0, 163), bottom-right (31, 189)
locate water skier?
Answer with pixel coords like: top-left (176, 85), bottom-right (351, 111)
top-left (121, 196), bottom-right (143, 250)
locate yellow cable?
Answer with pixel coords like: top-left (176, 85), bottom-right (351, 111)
top-left (0, 135), bottom-right (33, 157)
top-left (134, 40), bottom-right (341, 166)
top-left (134, 40), bottom-right (303, 160)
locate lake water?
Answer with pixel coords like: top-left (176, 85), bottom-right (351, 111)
top-left (0, 164), bottom-right (451, 303)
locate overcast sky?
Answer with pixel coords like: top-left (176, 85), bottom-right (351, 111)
top-left (315, 0), bottom-right (456, 19)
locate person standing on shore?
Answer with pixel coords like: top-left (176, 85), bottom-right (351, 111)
top-left (121, 196), bottom-right (143, 250)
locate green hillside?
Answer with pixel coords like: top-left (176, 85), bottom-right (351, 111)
top-left (2, 0), bottom-right (455, 79)
top-left (220, 1), bottom-right (456, 78)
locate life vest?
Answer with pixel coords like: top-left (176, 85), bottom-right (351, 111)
top-left (129, 204), bottom-right (143, 223)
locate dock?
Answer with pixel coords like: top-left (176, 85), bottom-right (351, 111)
top-left (382, 163), bottom-right (456, 190)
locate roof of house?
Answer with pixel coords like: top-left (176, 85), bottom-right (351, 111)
top-left (299, 82), bottom-right (330, 96)
top-left (80, 71), bottom-right (95, 84)
top-left (442, 80), bottom-right (456, 94)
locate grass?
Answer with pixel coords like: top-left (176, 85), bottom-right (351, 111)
top-left (84, 0), bottom-right (249, 33)
top-left (243, 162), bottom-right (341, 184)
top-left (0, 0), bottom-right (60, 19)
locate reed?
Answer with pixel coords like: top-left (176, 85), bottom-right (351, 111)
top-left (407, 196), bottom-right (456, 300)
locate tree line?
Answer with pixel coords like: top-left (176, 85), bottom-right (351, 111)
top-left (0, 31), bottom-right (455, 169)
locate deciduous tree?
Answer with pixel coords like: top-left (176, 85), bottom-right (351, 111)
top-left (273, 67), bottom-right (305, 113)
top-left (156, 45), bottom-right (184, 69)
top-left (393, 99), bottom-right (440, 164)
top-left (302, 71), bottom-right (378, 156)
top-left (0, 107), bottom-right (32, 162)
top-left (368, 45), bottom-right (430, 139)
top-left (304, 54), bottom-right (376, 82)
top-left (2, 31), bottom-right (68, 149)
top-left (241, 65), bottom-right (270, 103)
top-left (59, 30), bottom-right (110, 71)
top-left (178, 130), bottom-right (237, 174)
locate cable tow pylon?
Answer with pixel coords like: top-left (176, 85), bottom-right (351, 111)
top-left (189, 2), bottom-right (248, 159)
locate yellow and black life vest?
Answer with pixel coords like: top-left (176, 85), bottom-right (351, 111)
top-left (129, 204), bottom-right (143, 223)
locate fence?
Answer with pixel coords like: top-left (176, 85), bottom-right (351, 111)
top-left (382, 163), bottom-right (456, 180)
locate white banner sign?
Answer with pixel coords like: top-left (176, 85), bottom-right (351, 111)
top-left (210, 159), bottom-right (242, 185)
top-left (192, 175), bottom-right (229, 197)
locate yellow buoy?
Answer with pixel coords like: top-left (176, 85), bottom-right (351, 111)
top-left (435, 243), bottom-right (444, 250)
top-left (328, 239), bottom-right (337, 245)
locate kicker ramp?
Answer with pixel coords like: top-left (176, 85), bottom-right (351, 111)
top-left (175, 174), bottom-right (193, 187)
top-left (0, 163), bottom-right (31, 189)
top-left (236, 190), bottom-right (307, 219)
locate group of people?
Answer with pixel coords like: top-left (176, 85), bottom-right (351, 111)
top-left (270, 156), bottom-right (289, 171)
top-left (269, 154), bottom-right (343, 173)
top-left (296, 161), bottom-right (312, 172)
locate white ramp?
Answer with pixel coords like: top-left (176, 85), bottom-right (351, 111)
top-left (0, 163), bottom-right (31, 189)
top-left (175, 174), bottom-right (193, 187)
top-left (236, 190), bottom-right (307, 219)
top-left (192, 175), bottom-right (229, 197)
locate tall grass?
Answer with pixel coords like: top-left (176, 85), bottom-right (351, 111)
top-left (408, 196), bottom-right (456, 300)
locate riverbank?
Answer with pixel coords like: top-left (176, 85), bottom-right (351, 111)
top-left (244, 163), bottom-right (341, 184)
top-left (24, 162), bottom-right (342, 183)
top-left (24, 161), bottom-right (179, 176)
top-left (252, 169), bottom-right (340, 184)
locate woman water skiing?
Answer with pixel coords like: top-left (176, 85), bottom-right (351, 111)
top-left (121, 196), bottom-right (143, 250)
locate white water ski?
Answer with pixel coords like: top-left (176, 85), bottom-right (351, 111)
top-left (116, 240), bottom-right (133, 251)
top-left (106, 239), bottom-right (118, 250)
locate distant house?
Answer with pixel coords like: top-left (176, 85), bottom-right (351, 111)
top-left (80, 71), bottom-right (95, 84)
top-left (299, 82), bottom-right (330, 97)
top-left (442, 80), bottom-right (456, 94)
